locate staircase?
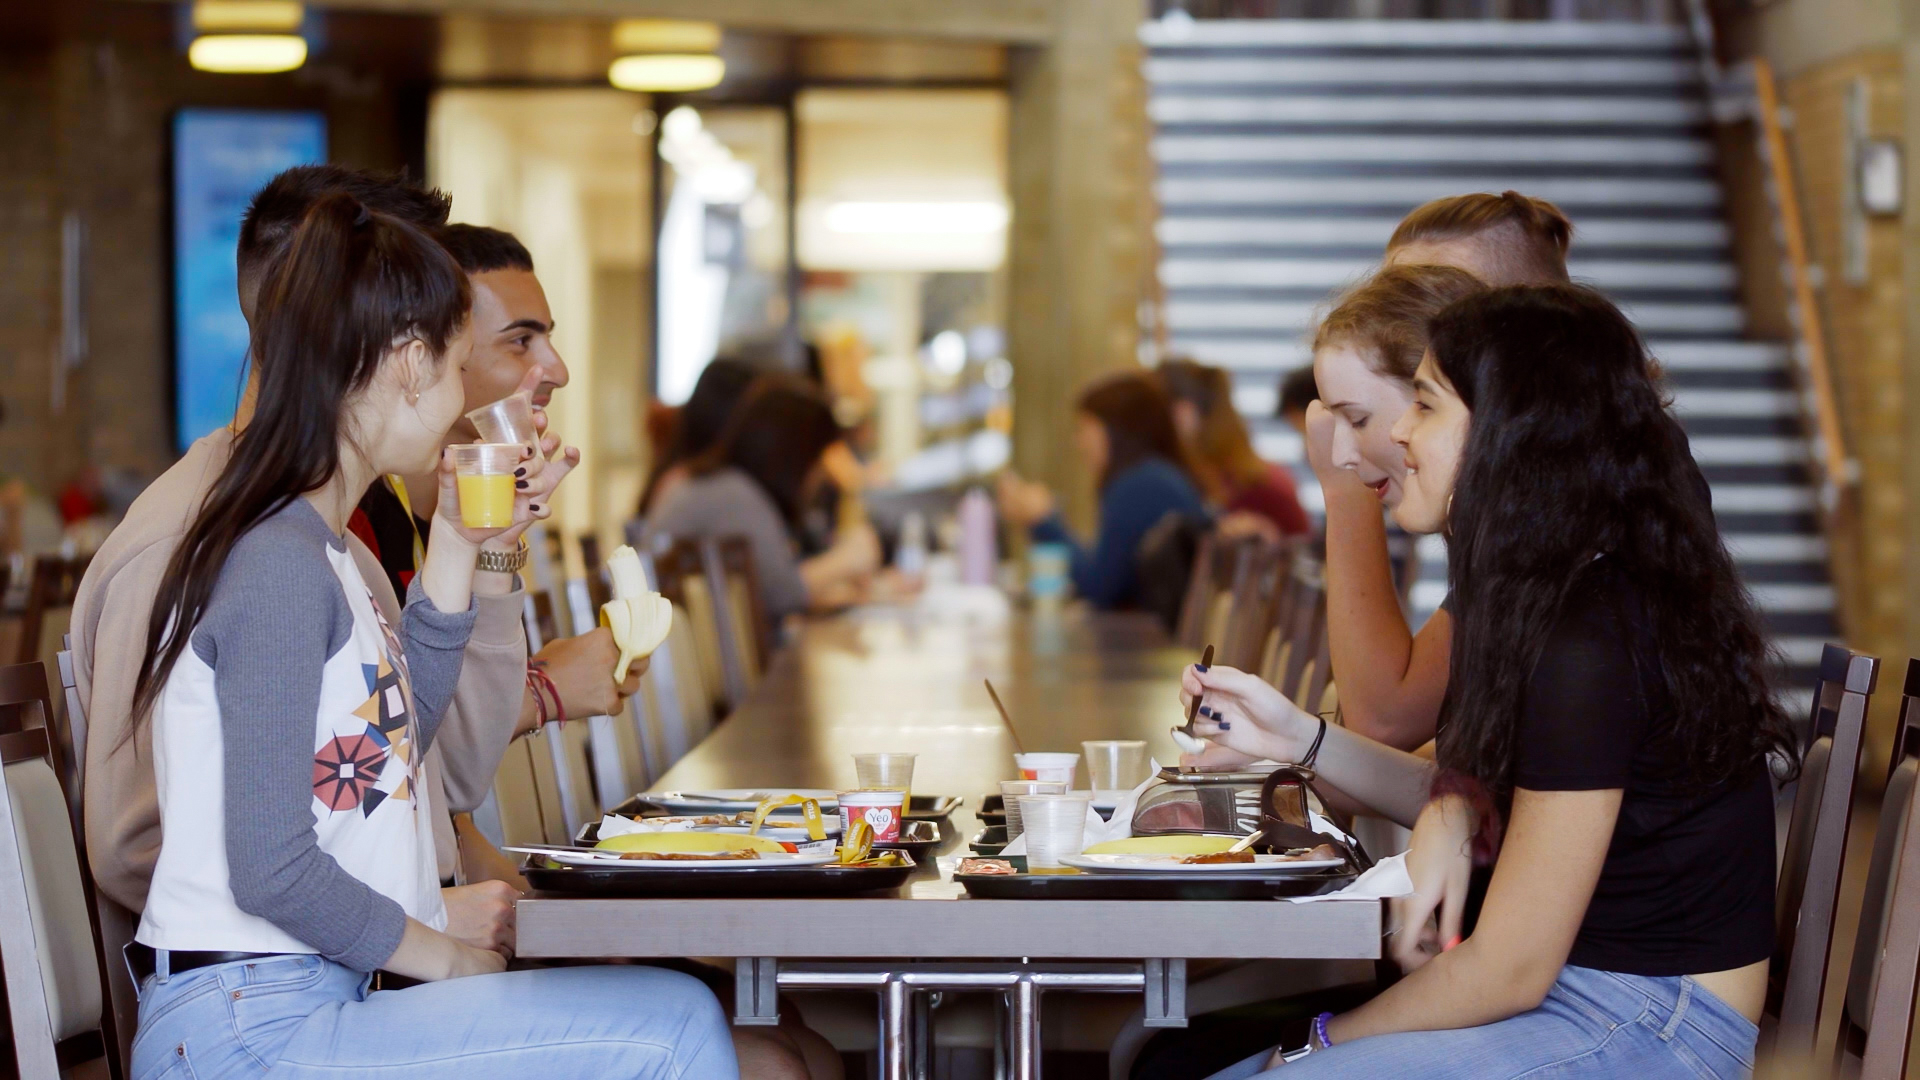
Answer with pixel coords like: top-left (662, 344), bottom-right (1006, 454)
top-left (1142, 16), bottom-right (1837, 702)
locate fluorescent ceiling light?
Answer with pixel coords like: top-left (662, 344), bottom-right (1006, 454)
top-left (608, 54), bottom-right (726, 93)
top-left (189, 34), bottom-right (308, 73)
top-left (612, 19), bottom-right (722, 54)
top-left (192, 1), bottom-right (304, 31)
top-left (824, 201), bottom-right (1009, 235)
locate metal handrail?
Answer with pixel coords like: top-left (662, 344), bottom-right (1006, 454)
top-left (1751, 57), bottom-right (1856, 509)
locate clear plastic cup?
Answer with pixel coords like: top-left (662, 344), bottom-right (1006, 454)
top-left (999, 779), bottom-right (1067, 839)
top-left (1082, 740), bottom-right (1150, 795)
top-left (837, 788), bottom-right (907, 843)
top-left (448, 443), bottom-right (522, 529)
top-left (466, 392), bottom-right (538, 451)
top-left (853, 753), bottom-right (916, 808)
top-left (1019, 794), bottom-right (1090, 872)
top-left (1015, 752), bottom-right (1079, 787)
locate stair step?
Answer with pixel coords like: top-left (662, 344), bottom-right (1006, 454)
top-left (1147, 56), bottom-right (1698, 88)
top-left (1159, 215), bottom-right (1730, 250)
top-left (1171, 337), bottom-right (1785, 372)
top-left (1688, 436), bottom-right (1807, 465)
top-left (1167, 298), bottom-right (1744, 334)
top-left (1154, 133), bottom-right (1714, 167)
top-left (1149, 95), bottom-right (1709, 127)
top-left (1159, 175), bottom-right (1723, 209)
top-left (1162, 257), bottom-right (1736, 291)
top-left (1140, 18), bottom-right (1692, 50)
top-left (1411, 579), bottom-right (1835, 614)
top-left (1670, 389), bottom-right (1798, 419)
top-left (1416, 531), bottom-right (1828, 566)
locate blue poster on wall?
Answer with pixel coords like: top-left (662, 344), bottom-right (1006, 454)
top-left (173, 109), bottom-right (326, 451)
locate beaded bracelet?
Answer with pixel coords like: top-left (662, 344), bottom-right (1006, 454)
top-left (1312, 1011), bottom-right (1335, 1050)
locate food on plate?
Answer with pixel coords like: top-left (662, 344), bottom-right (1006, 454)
top-left (958, 858), bottom-right (1018, 876)
top-left (1084, 834), bottom-right (1242, 856)
top-left (1280, 843), bottom-right (1341, 862)
top-left (600, 545), bottom-right (675, 681)
top-left (617, 849), bottom-right (761, 862)
top-left (1182, 849), bottom-right (1256, 865)
top-left (594, 831), bottom-right (787, 855)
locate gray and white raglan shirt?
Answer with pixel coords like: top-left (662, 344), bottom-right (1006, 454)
top-left (135, 499), bottom-right (475, 972)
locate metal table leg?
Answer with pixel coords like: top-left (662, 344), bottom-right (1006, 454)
top-left (880, 975), bottom-right (910, 1080)
top-left (1011, 975), bottom-right (1041, 1080)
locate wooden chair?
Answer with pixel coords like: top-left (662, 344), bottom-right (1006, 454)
top-left (1219, 539), bottom-right (1288, 674)
top-left (1831, 657), bottom-right (1920, 1078)
top-left (1265, 559), bottom-right (1327, 707)
top-left (562, 571), bottom-right (645, 813)
top-left (651, 538), bottom-right (732, 717)
top-left (1767, 643), bottom-right (1876, 1059)
top-left (1173, 533), bottom-right (1235, 652)
top-left (518, 590), bottom-right (598, 844)
top-left (710, 536), bottom-right (771, 687)
top-left (0, 660), bottom-right (122, 1080)
top-left (18, 557), bottom-right (87, 690)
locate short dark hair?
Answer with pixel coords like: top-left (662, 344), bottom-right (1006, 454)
top-left (1277, 365), bottom-right (1319, 418)
top-left (237, 165), bottom-right (451, 309)
top-left (437, 223), bottom-right (534, 275)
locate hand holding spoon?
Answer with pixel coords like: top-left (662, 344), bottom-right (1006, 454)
top-left (1171, 644), bottom-right (1215, 755)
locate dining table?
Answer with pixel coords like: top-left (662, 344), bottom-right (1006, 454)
top-left (515, 596), bottom-right (1384, 1080)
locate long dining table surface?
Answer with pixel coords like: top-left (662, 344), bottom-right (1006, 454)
top-left (514, 597), bottom-right (1383, 1071)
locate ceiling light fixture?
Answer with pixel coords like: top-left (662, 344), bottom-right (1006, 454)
top-left (609, 54), bottom-right (726, 93)
top-left (192, 0), bottom-right (303, 31)
top-left (612, 19), bottom-right (721, 54)
top-left (188, 33), bottom-right (309, 73)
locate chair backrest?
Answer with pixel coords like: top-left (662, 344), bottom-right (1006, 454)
top-left (55, 637), bottom-right (86, 795)
top-left (18, 556), bottom-right (88, 677)
top-left (1835, 658), bottom-right (1920, 1078)
top-left (0, 661), bottom-right (117, 1080)
top-left (1769, 643), bottom-right (1876, 1058)
top-left (1174, 533), bottom-right (1228, 649)
top-left (520, 590), bottom-right (596, 843)
top-left (651, 537), bottom-right (730, 716)
top-left (563, 575), bottom-right (642, 810)
top-left (692, 538), bottom-right (754, 707)
top-left (711, 536), bottom-right (771, 683)
top-left (1275, 560), bottom-right (1327, 705)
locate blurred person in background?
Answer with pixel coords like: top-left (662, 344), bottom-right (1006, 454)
top-left (998, 371), bottom-right (1207, 609)
top-left (1158, 357), bottom-right (1308, 540)
top-left (645, 375), bottom-right (881, 621)
top-left (638, 356), bottom-right (762, 517)
top-left (1276, 365), bottom-right (1319, 439)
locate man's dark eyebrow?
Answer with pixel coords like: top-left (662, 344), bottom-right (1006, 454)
top-left (498, 318), bottom-right (552, 335)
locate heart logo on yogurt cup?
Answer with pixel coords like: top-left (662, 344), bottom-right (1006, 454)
top-left (862, 807), bottom-right (896, 832)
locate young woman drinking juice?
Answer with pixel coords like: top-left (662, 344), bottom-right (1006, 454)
top-left (1183, 285), bottom-right (1791, 1078)
top-left (126, 193), bottom-right (733, 1080)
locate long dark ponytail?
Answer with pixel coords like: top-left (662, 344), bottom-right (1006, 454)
top-left (131, 192), bottom-right (469, 726)
top-left (1432, 285), bottom-right (1795, 796)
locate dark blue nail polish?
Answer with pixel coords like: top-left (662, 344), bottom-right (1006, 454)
top-left (1199, 706), bottom-right (1215, 719)
top-left (1196, 663), bottom-right (1210, 672)
top-left (1218, 721), bottom-right (1232, 731)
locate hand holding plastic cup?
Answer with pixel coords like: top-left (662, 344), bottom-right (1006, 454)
top-left (448, 444), bottom-right (522, 529)
top-left (1019, 794), bottom-right (1090, 871)
top-left (853, 753), bottom-right (916, 807)
top-left (837, 789), bottom-right (906, 843)
top-left (1082, 740), bottom-right (1150, 794)
top-left (1015, 752), bottom-right (1079, 787)
top-left (466, 392), bottom-right (538, 452)
top-left (999, 780), bottom-right (1067, 838)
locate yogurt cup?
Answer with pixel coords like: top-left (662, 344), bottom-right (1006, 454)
top-left (837, 788), bottom-right (907, 843)
top-left (1015, 752), bottom-right (1080, 787)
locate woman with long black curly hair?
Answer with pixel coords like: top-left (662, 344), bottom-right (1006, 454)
top-left (1181, 284), bottom-right (1794, 1078)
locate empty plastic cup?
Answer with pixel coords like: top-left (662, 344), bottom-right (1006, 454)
top-left (854, 752), bottom-right (916, 807)
top-left (999, 779), bottom-right (1068, 839)
top-left (1019, 794), bottom-right (1090, 871)
top-left (467, 392), bottom-right (538, 450)
top-left (449, 443), bottom-right (521, 529)
top-left (1015, 752), bottom-right (1079, 787)
top-left (1082, 740), bottom-right (1150, 794)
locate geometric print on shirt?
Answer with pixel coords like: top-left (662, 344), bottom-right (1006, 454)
top-left (310, 590), bottom-right (420, 817)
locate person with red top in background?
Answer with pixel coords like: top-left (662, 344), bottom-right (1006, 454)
top-left (1158, 358), bottom-right (1309, 542)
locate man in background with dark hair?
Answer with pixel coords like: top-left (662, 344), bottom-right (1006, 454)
top-left (73, 166), bottom-right (528, 963)
top-left (1276, 364), bottom-right (1318, 439)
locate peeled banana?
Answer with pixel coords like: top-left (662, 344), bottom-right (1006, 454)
top-left (600, 545), bottom-right (674, 682)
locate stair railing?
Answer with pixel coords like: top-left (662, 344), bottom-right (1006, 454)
top-left (1680, 0), bottom-right (1856, 518)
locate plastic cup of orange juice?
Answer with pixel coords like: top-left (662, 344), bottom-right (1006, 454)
top-left (449, 443), bottom-right (521, 529)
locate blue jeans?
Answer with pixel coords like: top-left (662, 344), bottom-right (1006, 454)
top-left (1208, 965), bottom-right (1757, 1080)
top-left (131, 953), bottom-right (737, 1080)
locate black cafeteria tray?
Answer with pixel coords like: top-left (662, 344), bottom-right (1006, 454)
top-left (613, 792), bottom-right (961, 820)
top-left (953, 856), bottom-right (1353, 900)
top-left (524, 854), bottom-right (918, 898)
top-left (977, 794), bottom-right (1115, 822)
top-left (969, 825), bottom-right (1009, 855)
top-left (875, 819), bottom-right (942, 854)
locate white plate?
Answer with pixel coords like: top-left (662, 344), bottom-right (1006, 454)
top-left (1058, 853), bottom-right (1346, 875)
top-left (650, 789), bottom-right (841, 813)
top-left (507, 847), bottom-right (839, 870)
top-left (589, 816), bottom-right (840, 842)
